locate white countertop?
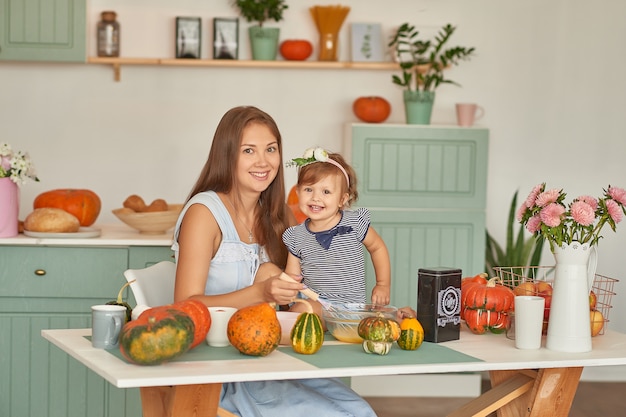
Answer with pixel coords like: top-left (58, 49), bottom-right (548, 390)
top-left (0, 224), bottom-right (174, 247)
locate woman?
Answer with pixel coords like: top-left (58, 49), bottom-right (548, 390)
top-left (172, 106), bottom-right (379, 417)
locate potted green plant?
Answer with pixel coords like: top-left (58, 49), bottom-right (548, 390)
top-left (388, 23), bottom-right (475, 124)
top-left (233, 0), bottom-right (288, 60)
top-left (485, 190), bottom-right (545, 278)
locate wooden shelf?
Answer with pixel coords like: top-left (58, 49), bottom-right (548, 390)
top-left (87, 56), bottom-right (399, 81)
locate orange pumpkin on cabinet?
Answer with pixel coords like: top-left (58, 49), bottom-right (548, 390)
top-left (287, 185), bottom-right (307, 224)
top-left (34, 189), bottom-right (101, 226)
top-left (352, 96), bottom-right (391, 123)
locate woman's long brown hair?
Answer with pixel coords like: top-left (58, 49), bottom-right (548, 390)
top-left (186, 106), bottom-right (291, 268)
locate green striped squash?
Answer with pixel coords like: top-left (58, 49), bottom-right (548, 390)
top-left (290, 300), bottom-right (324, 354)
top-left (396, 317), bottom-right (424, 351)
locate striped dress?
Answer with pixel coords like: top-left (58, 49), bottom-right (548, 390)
top-left (282, 208), bottom-right (370, 303)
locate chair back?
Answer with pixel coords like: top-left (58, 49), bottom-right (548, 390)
top-left (123, 261), bottom-right (176, 307)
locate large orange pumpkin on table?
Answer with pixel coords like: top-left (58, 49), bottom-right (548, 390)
top-left (227, 302), bottom-right (281, 356)
top-left (34, 189), bottom-right (101, 226)
top-left (352, 96), bottom-right (391, 123)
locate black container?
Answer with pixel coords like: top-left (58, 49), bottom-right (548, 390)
top-left (417, 267), bottom-right (462, 342)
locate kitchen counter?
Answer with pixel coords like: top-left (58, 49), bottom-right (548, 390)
top-left (0, 224), bottom-right (174, 246)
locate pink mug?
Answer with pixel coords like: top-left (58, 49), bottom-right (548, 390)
top-left (456, 103), bottom-right (485, 127)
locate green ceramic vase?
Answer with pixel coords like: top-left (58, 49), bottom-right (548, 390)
top-left (248, 26), bottom-right (280, 61)
top-left (403, 90), bottom-right (435, 125)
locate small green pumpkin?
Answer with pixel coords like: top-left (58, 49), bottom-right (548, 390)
top-left (106, 281), bottom-right (133, 323)
top-left (290, 299), bottom-right (324, 355)
top-left (396, 316), bottom-right (424, 351)
top-left (362, 339), bottom-right (392, 355)
top-left (358, 314), bottom-right (396, 342)
top-left (119, 308), bottom-right (194, 366)
top-left (358, 314), bottom-right (396, 356)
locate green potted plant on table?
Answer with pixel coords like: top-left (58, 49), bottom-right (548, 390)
top-left (388, 23), bottom-right (475, 124)
top-left (233, 0), bottom-right (288, 60)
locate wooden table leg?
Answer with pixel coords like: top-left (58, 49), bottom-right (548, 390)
top-left (446, 367), bottom-right (583, 417)
top-left (492, 367), bottom-right (583, 417)
top-left (525, 367), bottom-right (583, 417)
top-left (140, 383), bottom-right (222, 417)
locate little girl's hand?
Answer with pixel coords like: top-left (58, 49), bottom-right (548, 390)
top-left (371, 285), bottom-right (390, 306)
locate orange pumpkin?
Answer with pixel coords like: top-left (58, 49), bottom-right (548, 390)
top-left (460, 272), bottom-right (489, 319)
top-left (287, 185), bottom-right (307, 224)
top-left (462, 277), bottom-right (515, 312)
top-left (170, 300), bottom-right (212, 348)
top-left (34, 189), bottom-right (101, 226)
top-left (227, 302), bottom-right (281, 356)
top-left (463, 308), bottom-right (510, 335)
top-left (352, 96), bottom-right (391, 123)
top-left (280, 40), bottom-right (313, 61)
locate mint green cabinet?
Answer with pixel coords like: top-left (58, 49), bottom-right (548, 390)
top-left (347, 124), bottom-right (489, 310)
top-left (0, 0), bottom-right (86, 62)
top-left (0, 244), bottom-right (173, 417)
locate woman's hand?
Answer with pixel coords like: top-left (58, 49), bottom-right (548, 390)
top-left (396, 306), bottom-right (417, 322)
top-left (260, 273), bottom-right (303, 305)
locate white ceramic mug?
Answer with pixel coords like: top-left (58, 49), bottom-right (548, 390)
top-left (91, 305), bottom-right (126, 349)
top-left (514, 296), bottom-right (545, 349)
top-left (206, 307), bottom-right (237, 347)
top-left (456, 103), bottom-right (485, 127)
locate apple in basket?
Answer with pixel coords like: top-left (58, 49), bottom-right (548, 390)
top-left (535, 282), bottom-right (553, 321)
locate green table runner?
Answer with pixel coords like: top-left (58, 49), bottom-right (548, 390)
top-left (93, 336), bottom-right (481, 367)
top-left (277, 342), bottom-right (481, 368)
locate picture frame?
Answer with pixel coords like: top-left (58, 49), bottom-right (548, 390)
top-left (176, 17), bottom-right (201, 59)
top-left (350, 23), bottom-right (384, 62)
top-left (213, 18), bottom-right (239, 60)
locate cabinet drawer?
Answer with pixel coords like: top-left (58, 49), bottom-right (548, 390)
top-left (0, 246), bottom-right (128, 298)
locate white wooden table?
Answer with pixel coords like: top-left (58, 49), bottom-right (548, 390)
top-left (42, 328), bottom-right (626, 417)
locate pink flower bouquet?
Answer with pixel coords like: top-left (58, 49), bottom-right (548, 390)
top-left (517, 183), bottom-right (626, 249)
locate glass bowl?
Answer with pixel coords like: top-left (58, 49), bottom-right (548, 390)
top-left (322, 303), bottom-right (398, 343)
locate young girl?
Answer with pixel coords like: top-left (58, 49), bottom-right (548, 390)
top-left (282, 147), bottom-right (391, 313)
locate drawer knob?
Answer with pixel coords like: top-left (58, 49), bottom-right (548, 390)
top-left (34, 269), bottom-right (47, 276)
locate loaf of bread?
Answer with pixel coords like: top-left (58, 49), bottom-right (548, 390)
top-left (24, 208), bottom-right (81, 233)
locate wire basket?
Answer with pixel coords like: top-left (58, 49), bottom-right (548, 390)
top-left (494, 266), bottom-right (617, 336)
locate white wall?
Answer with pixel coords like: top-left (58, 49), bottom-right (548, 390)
top-left (2, 0), bottom-right (626, 353)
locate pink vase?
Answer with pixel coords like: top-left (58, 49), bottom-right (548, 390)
top-left (0, 177), bottom-right (19, 237)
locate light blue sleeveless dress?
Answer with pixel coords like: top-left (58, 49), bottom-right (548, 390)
top-left (172, 191), bottom-right (378, 417)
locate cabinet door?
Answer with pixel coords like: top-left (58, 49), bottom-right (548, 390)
top-left (348, 124), bottom-right (489, 209)
top-left (364, 209), bottom-right (486, 310)
top-left (0, 246), bottom-right (140, 417)
top-left (0, 0), bottom-right (86, 62)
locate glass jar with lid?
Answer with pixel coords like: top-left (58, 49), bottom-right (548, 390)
top-left (97, 11), bottom-right (120, 57)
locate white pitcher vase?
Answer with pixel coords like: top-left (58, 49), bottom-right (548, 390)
top-left (546, 241), bottom-right (597, 353)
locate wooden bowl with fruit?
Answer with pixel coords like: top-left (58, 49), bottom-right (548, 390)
top-left (112, 195), bottom-right (183, 234)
